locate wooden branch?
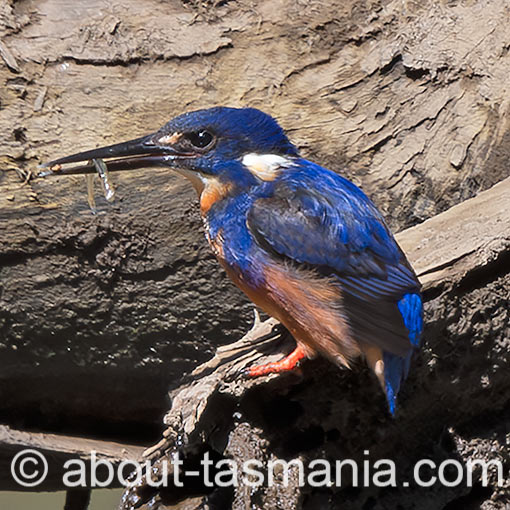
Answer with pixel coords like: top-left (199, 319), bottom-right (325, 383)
top-left (397, 176), bottom-right (510, 289)
top-left (119, 178), bottom-right (510, 509)
top-left (0, 424), bottom-right (145, 491)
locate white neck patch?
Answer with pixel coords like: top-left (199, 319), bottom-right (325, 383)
top-left (241, 153), bottom-right (293, 181)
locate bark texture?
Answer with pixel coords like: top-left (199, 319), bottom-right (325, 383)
top-left (0, 0), bottom-right (509, 508)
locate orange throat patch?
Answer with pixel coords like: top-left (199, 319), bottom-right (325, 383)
top-left (174, 168), bottom-right (232, 216)
top-left (200, 178), bottom-right (232, 216)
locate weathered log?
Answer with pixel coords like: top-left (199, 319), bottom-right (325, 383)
top-left (1, 0), bottom-right (510, 432)
top-left (120, 178), bottom-right (510, 510)
top-left (1, 0), bottom-right (509, 508)
top-left (0, 424), bottom-right (145, 491)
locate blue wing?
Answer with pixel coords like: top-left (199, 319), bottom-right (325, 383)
top-left (247, 161), bottom-right (423, 412)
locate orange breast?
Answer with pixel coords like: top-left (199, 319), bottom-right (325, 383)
top-left (221, 260), bottom-right (361, 368)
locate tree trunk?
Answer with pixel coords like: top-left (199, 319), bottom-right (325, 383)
top-left (0, 0), bottom-right (509, 508)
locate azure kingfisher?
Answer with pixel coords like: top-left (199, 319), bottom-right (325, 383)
top-left (41, 107), bottom-right (423, 414)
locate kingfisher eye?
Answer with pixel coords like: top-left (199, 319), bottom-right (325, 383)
top-left (185, 130), bottom-right (214, 149)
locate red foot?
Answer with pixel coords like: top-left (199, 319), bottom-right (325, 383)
top-left (247, 345), bottom-right (307, 377)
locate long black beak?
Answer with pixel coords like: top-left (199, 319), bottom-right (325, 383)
top-left (38, 132), bottom-right (190, 177)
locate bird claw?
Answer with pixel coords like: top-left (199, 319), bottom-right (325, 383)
top-left (241, 345), bottom-right (307, 378)
top-left (237, 367), bottom-right (251, 379)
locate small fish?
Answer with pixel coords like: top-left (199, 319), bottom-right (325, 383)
top-left (85, 159), bottom-right (116, 212)
top-left (93, 158), bottom-right (115, 202)
top-left (38, 157), bottom-right (115, 212)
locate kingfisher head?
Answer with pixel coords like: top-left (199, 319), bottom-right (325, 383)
top-left (41, 107), bottom-right (299, 193)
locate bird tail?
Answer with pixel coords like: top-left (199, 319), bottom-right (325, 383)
top-left (384, 293), bottom-right (423, 414)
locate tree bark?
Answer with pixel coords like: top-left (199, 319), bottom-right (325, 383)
top-left (0, 0), bottom-right (509, 508)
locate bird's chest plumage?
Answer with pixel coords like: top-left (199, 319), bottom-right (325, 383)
top-left (202, 193), bottom-right (264, 286)
top-left (201, 190), bottom-right (360, 366)
top-left (203, 217), bottom-right (226, 260)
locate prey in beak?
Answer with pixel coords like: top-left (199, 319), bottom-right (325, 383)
top-left (39, 122), bottom-right (216, 211)
top-left (38, 131), bottom-right (207, 177)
